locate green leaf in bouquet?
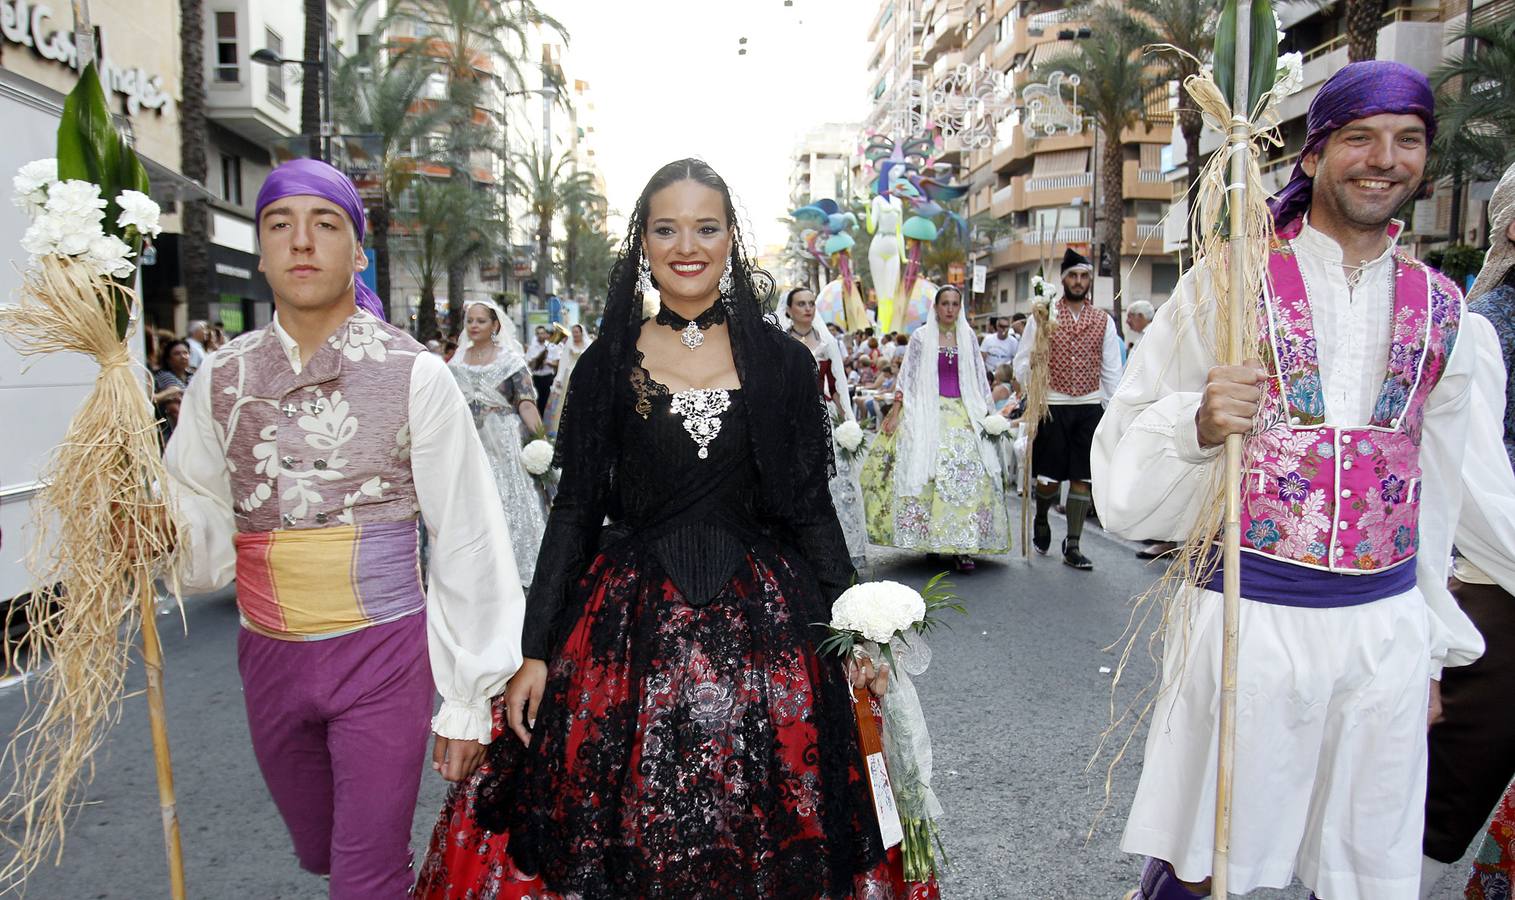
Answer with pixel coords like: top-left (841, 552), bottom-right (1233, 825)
top-left (1214, 0), bottom-right (1238, 113)
top-left (1246, 0), bottom-right (1279, 118)
top-left (916, 571), bottom-right (967, 638)
top-left (57, 62), bottom-right (151, 340)
top-left (816, 628), bottom-right (859, 660)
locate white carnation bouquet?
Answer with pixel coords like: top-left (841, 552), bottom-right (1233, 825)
top-left (15, 160), bottom-right (161, 281)
top-left (834, 418), bottom-right (864, 460)
top-left (820, 574), bottom-right (963, 883)
top-left (979, 413), bottom-right (1011, 438)
top-left (520, 438), bottom-right (555, 478)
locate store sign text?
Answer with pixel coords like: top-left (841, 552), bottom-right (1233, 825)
top-left (1, 0), bottom-right (172, 116)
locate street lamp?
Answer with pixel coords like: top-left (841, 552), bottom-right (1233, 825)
top-left (251, 45), bottom-right (332, 163)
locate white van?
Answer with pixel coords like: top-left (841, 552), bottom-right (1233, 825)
top-left (0, 76), bottom-right (112, 619)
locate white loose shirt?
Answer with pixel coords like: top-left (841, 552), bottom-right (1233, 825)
top-left (980, 331), bottom-right (1019, 373)
top-left (164, 316), bottom-right (525, 743)
top-left (1012, 300), bottom-right (1124, 404)
top-left (1091, 221), bottom-right (1515, 675)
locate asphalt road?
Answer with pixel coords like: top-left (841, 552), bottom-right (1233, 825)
top-left (0, 502), bottom-right (1484, 898)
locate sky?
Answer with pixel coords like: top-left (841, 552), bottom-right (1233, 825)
top-left (549, 0), bottom-right (875, 252)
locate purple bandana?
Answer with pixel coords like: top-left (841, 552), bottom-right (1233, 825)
top-left (254, 158), bottom-right (386, 321)
top-left (1269, 61), bottom-right (1437, 232)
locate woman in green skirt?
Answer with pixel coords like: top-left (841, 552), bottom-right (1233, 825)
top-left (862, 285), bottom-right (1010, 571)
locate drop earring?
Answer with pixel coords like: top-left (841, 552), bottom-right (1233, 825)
top-left (637, 256), bottom-right (655, 296)
top-left (718, 258), bottom-right (733, 297)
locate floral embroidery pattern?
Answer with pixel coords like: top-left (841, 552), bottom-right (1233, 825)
top-left (1239, 248), bottom-right (1460, 571)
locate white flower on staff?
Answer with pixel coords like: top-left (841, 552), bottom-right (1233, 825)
top-left (830, 580), bottom-right (927, 645)
top-left (44, 180), bottom-right (108, 224)
top-left (12, 158), bottom-right (58, 214)
top-left (980, 413), bottom-right (1011, 436)
top-left (521, 439), bottom-right (554, 475)
top-left (86, 234), bottom-right (136, 279)
top-left (22, 210), bottom-right (99, 259)
top-left (835, 419), bottom-right (864, 451)
top-left (1275, 52), bottom-right (1305, 98)
top-left (115, 190), bottom-right (162, 238)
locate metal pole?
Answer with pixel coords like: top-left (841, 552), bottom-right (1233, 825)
top-left (1212, 3), bottom-right (1252, 897)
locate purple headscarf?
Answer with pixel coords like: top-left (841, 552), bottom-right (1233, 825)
top-left (1269, 61), bottom-right (1437, 232)
top-left (254, 158), bottom-right (386, 321)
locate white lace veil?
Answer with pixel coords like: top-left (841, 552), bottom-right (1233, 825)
top-left (896, 290), bottom-right (998, 496)
top-left (456, 298), bottom-right (528, 377)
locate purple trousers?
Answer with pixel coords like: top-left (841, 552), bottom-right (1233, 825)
top-left (238, 613), bottom-right (433, 899)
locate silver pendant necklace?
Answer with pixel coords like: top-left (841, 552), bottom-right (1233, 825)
top-left (656, 302), bottom-right (725, 352)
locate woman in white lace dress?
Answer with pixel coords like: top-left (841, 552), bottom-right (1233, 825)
top-left (543, 323), bottom-right (593, 439)
top-left (448, 299), bottom-right (548, 585)
top-left (779, 287), bottom-right (868, 567)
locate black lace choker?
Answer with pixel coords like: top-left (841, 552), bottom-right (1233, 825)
top-left (656, 302), bottom-right (725, 351)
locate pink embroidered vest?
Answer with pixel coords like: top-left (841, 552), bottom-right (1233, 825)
top-left (1048, 298), bottom-right (1108, 396)
top-left (1238, 235), bottom-right (1462, 573)
top-left (207, 311), bottom-right (429, 639)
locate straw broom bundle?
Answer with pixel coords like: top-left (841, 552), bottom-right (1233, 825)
top-left (1020, 298), bottom-right (1055, 557)
top-left (0, 254), bottom-right (186, 892)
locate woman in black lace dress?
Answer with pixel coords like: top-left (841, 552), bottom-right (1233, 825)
top-left (415, 160), bottom-right (906, 899)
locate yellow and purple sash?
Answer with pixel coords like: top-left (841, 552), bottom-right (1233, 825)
top-left (233, 520), bottom-right (425, 641)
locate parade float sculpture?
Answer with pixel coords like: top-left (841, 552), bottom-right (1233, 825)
top-left (0, 15), bottom-right (188, 898)
top-left (867, 191), bottom-right (905, 329)
top-left (792, 198), bottom-right (869, 331)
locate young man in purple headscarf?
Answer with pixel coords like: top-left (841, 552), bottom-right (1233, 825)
top-left (1093, 61), bottom-right (1515, 899)
top-left (163, 158), bottom-right (524, 898)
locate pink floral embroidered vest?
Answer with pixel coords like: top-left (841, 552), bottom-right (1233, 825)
top-left (1048, 298), bottom-right (1109, 396)
top-left (207, 311), bottom-right (429, 639)
top-left (1238, 237), bottom-right (1462, 573)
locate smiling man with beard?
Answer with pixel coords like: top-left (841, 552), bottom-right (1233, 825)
top-left (1093, 61), bottom-right (1515, 900)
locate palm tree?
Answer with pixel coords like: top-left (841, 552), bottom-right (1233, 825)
top-left (302, 0), bottom-right (325, 159)
top-left (508, 144), bottom-right (603, 319)
top-left (1111, 0), bottom-right (1217, 197)
top-left (1430, 18), bottom-right (1515, 183)
top-left (1345, 0), bottom-right (1382, 62)
top-left (397, 179), bottom-right (507, 340)
top-left (330, 51), bottom-right (449, 321)
top-left (373, 0), bottom-right (565, 329)
top-left (556, 189), bottom-right (613, 302)
top-left (1431, 17), bottom-right (1515, 241)
top-left (178, 0), bottom-right (214, 321)
top-left (1036, 18), bottom-right (1163, 324)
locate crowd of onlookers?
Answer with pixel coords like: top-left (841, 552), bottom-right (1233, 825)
top-left (830, 312), bottom-right (1032, 426)
top-left (145, 319), bottom-right (231, 445)
top-left (139, 304), bottom-right (1162, 446)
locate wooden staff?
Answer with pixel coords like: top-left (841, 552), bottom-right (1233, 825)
top-left (137, 570), bottom-right (187, 900)
top-left (1212, 3), bottom-right (1253, 896)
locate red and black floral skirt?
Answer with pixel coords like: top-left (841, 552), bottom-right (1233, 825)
top-left (414, 545), bottom-right (939, 900)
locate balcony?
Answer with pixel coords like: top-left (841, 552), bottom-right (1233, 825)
top-left (990, 182), bottom-right (1022, 218)
top-left (1019, 171), bottom-right (1093, 208)
top-left (1123, 219), bottom-right (1166, 255)
top-left (1123, 160), bottom-right (1174, 201)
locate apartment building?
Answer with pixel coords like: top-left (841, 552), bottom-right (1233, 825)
top-left (785, 122), bottom-right (862, 288)
top-left (864, 0), bottom-right (1178, 321)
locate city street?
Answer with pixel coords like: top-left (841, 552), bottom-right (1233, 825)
top-left (0, 503), bottom-right (1478, 898)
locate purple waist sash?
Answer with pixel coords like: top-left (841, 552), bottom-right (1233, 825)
top-left (1200, 551), bottom-right (1418, 608)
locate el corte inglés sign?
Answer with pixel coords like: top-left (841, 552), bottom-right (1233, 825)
top-left (2, 0), bottom-right (172, 116)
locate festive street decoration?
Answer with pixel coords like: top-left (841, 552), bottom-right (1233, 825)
top-left (1022, 71), bottom-right (1085, 138)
